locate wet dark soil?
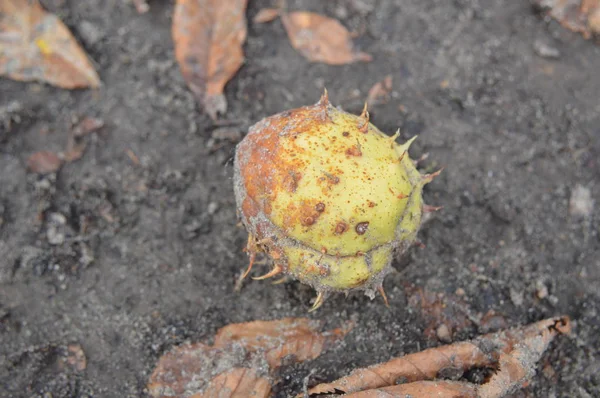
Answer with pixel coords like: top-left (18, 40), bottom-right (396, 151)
top-left (1, 0), bottom-right (599, 397)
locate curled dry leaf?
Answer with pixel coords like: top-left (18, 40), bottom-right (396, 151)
top-left (0, 0), bottom-right (100, 88)
top-left (366, 75), bottom-right (393, 105)
top-left (344, 380), bottom-right (477, 398)
top-left (307, 316), bottom-right (571, 397)
top-left (172, 0), bottom-right (248, 120)
top-left (533, 0), bottom-right (600, 39)
top-left (281, 12), bottom-right (372, 65)
top-left (148, 317), bottom-right (352, 398)
top-left (477, 317), bottom-right (571, 398)
top-left (27, 151), bottom-right (63, 174)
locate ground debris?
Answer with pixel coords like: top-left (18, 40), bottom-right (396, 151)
top-left (306, 316), bottom-right (571, 397)
top-left (26, 116), bottom-right (103, 174)
top-left (63, 116), bottom-right (104, 162)
top-left (131, 0), bottom-right (149, 14)
top-left (406, 285), bottom-right (475, 342)
top-left (148, 317), bottom-right (352, 397)
top-left (366, 75), bottom-right (393, 105)
top-left (64, 344), bottom-right (87, 372)
top-left (27, 151), bottom-right (63, 174)
top-left (0, 0), bottom-right (100, 88)
top-left (533, 0), bottom-right (600, 39)
top-left (281, 11), bottom-right (372, 65)
top-left (172, 0), bottom-right (248, 120)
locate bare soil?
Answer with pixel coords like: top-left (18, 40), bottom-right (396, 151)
top-left (1, 1), bottom-right (599, 397)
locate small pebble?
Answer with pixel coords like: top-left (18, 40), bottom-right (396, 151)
top-left (207, 202), bottom-right (219, 215)
top-left (533, 40), bottom-right (560, 59)
top-left (436, 323), bottom-right (452, 343)
top-left (510, 287), bottom-right (524, 307)
top-left (47, 213), bottom-right (67, 245)
top-left (569, 184), bottom-right (593, 218)
top-left (536, 280), bottom-right (549, 300)
top-left (77, 21), bottom-right (105, 47)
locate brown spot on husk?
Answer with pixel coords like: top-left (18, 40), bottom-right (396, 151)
top-left (355, 222), bottom-right (369, 235)
top-left (302, 216), bottom-right (315, 226)
top-left (335, 222), bottom-right (349, 234)
top-left (345, 145), bottom-right (362, 157)
top-left (242, 196), bottom-right (260, 218)
top-left (237, 104), bottom-right (331, 221)
top-left (283, 171), bottom-right (301, 193)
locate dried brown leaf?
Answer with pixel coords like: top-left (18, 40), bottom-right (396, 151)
top-left (148, 342), bottom-right (220, 397)
top-left (148, 318), bottom-right (351, 397)
top-left (307, 316), bottom-right (570, 396)
top-left (253, 8), bottom-right (281, 24)
top-left (172, 0), bottom-right (248, 120)
top-left (533, 0), bottom-right (600, 38)
top-left (27, 151), bottom-right (63, 174)
top-left (366, 75), bottom-right (393, 104)
top-left (190, 368), bottom-right (271, 398)
top-left (478, 317), bottom-right (571, 398)
top-left (281, 11), bottom-right (372, 65)
top-left (344, 380), bottom-right (477, 398)
top-left (0, 0), bottom-right (100, 88)
top-left (214, 317), bottom-right (353, 369)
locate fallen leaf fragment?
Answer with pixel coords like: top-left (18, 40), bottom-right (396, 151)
top-left (172, 0), bottom-right (248, 120)
top-left (281, 12), bottom-right (372, 65)
top-left (148, 343), bottom-right (220, 397)
top-left (65, 344), bottom-right (87, 372)
top-left (214, 317), bottom-right (353, 369)
top-left (477, 317), bottom-right (570, 398)
top-left (27, 151), bottom-right (63, 174)
top-left (253, 8), bottom-right (281, 24)
top-left (307, 316), bottom-right (570, 397)
top-left (366, 75), bottom-right (393, 104)
top-left (63, 117), bottom-right (104, 162)
top-left (148, 318), bottom-right (351, 398)
top-left (345, 381), bottom-right (477, 398)
top-left (0, 0), bottom-right (100, 88)
top-left (197, 368), bottom-right (271, 398)
top-left (533, 0), bottom-right (600, 39)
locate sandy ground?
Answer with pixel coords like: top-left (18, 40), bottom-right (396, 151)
top-left (1, 0), bottom-right (599, 397)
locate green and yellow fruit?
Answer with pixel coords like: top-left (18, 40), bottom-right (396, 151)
top-left (233, 91), bottom-right (440, 310)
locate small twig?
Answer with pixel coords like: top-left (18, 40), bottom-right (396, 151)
top-left (302, 369), bottom-right (316, 398)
